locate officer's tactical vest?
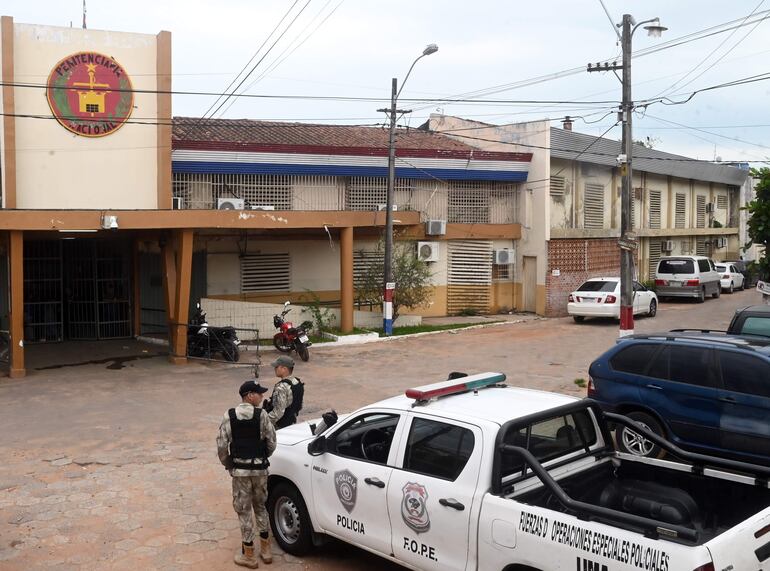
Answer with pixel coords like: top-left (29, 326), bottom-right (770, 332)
top-left (276, 378), bottom-right (304, 429)
top-left (228, 407), bottom-right (269, 470)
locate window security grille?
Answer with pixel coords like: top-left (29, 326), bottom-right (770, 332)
top-left (492, 264), bottom-right (513, 281)
top-left (550, 176), bottom-right (566, 198)
top-left (696, 195), bottom-right (706, 228)
top-left (649, 190), bottom-right (661, 229)
top-left (448, 182), bottom-right (491, 224)
top-left (583, 183), bottom-right (604, 229)
top-left (696, 237), bottom-right (707, 256)
top-left (675, 193), bottom-right (686, 229)
top-left (648, 240), bottom-right (661, 280)
top-left (353, 250), bottom-right (384, 290)
top-left (447, 240), bottom-right (492, 314)
top-left (172, 173), bottom-right (295, 210)
top-left (717, 195), bottom-right (728, 210)
top-left (240, 254), bottom-right (290, 293)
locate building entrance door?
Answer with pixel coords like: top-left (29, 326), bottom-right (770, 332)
top-left (23, 238), bottom-right (132, 343)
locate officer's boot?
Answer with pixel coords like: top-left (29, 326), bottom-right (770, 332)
top-left (234, 541), bottom-right (259, 569)
top-left (259, 535), bottom-right (273, 564)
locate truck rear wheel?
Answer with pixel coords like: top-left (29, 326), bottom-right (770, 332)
top-left (268, 482), bottom-right (314, 556)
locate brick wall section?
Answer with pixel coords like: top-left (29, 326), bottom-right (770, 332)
top-left (546, 238), bottom-right (635, 317)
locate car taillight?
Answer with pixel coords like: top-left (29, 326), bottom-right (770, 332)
top-left (605, 295), bottom-right (617, 303)
top-left (685, 279), bottom-right (700, 286)
top-left (568, 294), bottom-right (575, 302)
top-left (692, 563), bottom-right (714, 571)
top-left (587, 376), bottom-right (597, 397)
top-left (654, 279), bottom-right (665, 286)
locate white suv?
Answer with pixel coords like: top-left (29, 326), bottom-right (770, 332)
top-left (654, 255), bottom-right (721, 302)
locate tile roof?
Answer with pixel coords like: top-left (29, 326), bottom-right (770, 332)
top-left (172, 117), bottom-right (477, 152)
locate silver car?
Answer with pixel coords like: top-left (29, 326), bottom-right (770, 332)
top-left (654, 255), bottom-right (721, 302)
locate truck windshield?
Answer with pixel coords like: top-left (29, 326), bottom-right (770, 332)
top-left (658, 259), bottom-right (695, 274)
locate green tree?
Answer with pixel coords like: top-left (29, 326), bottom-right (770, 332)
top-left (744, 167), bottom-right (770, 281)
top-left (356, 236), bottom-right (434, 323)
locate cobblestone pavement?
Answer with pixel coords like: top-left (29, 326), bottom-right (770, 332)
top-left (0, 290), bottom-right (761, 570)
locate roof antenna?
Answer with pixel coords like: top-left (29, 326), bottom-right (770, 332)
top-left (82, 0), bottom-right (87, 29)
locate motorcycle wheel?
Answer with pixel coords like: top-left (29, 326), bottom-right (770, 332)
top-left (273, 334), bottom-right (293, 353)
top-left (295, 342), bottom-right (310, 362)
top-left (222, 341), bottom-right (240, 362)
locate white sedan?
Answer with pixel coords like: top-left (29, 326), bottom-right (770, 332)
top-left (715, 263), bottom-right (745, 293)
top-left (567, 277), bottom-right (658, 323)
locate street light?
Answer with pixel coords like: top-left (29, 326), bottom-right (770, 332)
top-left (379, 43), bottom-right (438, 336)
top-left (588, 15), bottom-right (665, 337)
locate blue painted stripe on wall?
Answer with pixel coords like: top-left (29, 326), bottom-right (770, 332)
top-left (171, 161), bottom-right (529, 182)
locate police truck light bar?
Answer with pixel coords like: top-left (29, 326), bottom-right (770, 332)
top-left (405, 372), bottom-right (507, 401)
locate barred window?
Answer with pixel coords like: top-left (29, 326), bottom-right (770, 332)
top-left (717, 195), bottom-right (728, 210)
top-left (675, 193), bottom-right (686, 229)
top-left (240, 254), bottom-right (290, 293)
top-left (550, 176), bottom-right (566, 198)
top-left (583, 183), bottom-right (604, 229)
top-left (448, 182), bottom-right (491, 224)
top-left (649, 190), bottom-right (661, 229)
top-left (696, 195), bottom-right (706, 229)
top-left (345, 177), bottom-right (414, 211)
top-left (696, 237), bottom-right (707, 256)
top-left (648, 240), bottom-right (661, 280)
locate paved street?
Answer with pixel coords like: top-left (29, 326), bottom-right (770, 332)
top-left (0, 289), bottom-right (763, 570)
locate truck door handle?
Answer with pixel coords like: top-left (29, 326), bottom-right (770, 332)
top-left (719, 396), bottom-right (736, 404)
top-left (439, 498), bottom-right (465, 511)
top-left (364, 477), bottom-right (385, 488)
top-left (646, 384), bottom-right (662, 390)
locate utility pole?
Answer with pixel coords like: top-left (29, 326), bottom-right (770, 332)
top-left (588, 14), bottom-right (665, 338)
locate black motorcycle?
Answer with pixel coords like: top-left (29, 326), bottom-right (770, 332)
top-left (187, 303), bottom-right (241, 362)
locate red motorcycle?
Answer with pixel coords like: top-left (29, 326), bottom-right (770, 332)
top-left (272, 301), bottom-right (312, 361)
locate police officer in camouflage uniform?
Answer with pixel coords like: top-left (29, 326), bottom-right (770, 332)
top-left (265, 355), bottom-right (304, 429)
top-left (217, 380), bottom-right (277, 568)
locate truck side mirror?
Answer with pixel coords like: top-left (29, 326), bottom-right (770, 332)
top-left (307, 436), bottom-right (327, 456)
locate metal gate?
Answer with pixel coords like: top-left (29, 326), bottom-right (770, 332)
top-left (24, 240), bottom-right (64, 343)
top-left (447, 240), bottom-right (492, 314)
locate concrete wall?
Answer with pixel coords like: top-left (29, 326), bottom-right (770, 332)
top-left (9, 23), bottom-right (160, 209)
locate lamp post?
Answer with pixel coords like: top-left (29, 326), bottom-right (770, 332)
top-left (379, 43), bottom-right (438, 336)
top-left (588, 15), bottom-right (666, 337)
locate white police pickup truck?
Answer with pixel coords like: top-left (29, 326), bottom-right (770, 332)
top-left (266, 372), bottom-right (770, 571)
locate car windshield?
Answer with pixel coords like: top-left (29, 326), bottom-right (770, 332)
top-left (576, 280), bottom-right (617, 292)
top-left (658, 259), bottom-right (695, 274)
top-left (716, 265), bottom-right (727, 272)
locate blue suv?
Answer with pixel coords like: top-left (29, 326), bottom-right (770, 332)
top-left (588, 332), bottom-right (770, 464)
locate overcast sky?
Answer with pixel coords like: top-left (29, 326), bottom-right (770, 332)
top-left (5, 1), bottom-right (770, 163)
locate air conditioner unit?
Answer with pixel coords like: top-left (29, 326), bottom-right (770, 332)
top-left (249, 205), bottom-right (276, 211)
top-left (172, 197), bottom-right (184, 210)
top-left (661, 240), bottom-right (674, 252)
top-left (376, 204), bottom-right (398, 211)
top-left (218, 198), bottom-right (245, 210)
top-left (494, 249), bottom-right (513, 265)
top-left (706, 202), bottom-right (715, 213)
top-left (425, 220), bottom-right (447, 236)
top-left (417, 241), bottom-right (439, 263)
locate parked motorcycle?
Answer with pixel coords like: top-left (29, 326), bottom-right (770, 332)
top-left (272, 301), bottom-right (312, 361)
top-left (187, 302), bottom-right (241, 362)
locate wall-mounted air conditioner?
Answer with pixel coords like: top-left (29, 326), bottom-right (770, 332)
top-left (425, 220), bottom-right (447, 236)
top-left (218, 198), bottom-right (245, 210)
top-left (417, 241), bottom-right (440, 263)
top-left (172, 197), bottom-right (184, 210)
top-left (661, 240), bottom-right (674, 252)
top-left (377, 204), bottom-right (398, 211)
top-left (706, 202), bottom-right (715, 213)
top-left (249, 205), bottom-right (276, 211)
top-left (493, 249), bottom-right (513, 265)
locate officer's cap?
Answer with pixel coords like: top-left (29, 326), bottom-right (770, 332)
top-left (270, 355), bottom-right (295, 368)
top-left (239, 380), bottom-right (269, 397)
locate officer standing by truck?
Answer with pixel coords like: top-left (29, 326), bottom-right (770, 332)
top-left (217, 380), bottom-right (276, 568)
top-left (265, 355), bottom-right (304, 429)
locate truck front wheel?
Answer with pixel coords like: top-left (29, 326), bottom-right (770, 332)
top-left (268, 482), bottom-right (314, 555)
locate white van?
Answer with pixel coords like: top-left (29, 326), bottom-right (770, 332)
top-left (654, 255), bottom-right (721, 302)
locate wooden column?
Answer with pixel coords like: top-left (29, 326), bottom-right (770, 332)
top-left (340, 226), bottom-right (354, 333)
top-left (160, 234), bottom-right (177, 353)
top-left (8, 230), bottom-right (24, 377)
top-left (170, 229), bottom-right (193, 364)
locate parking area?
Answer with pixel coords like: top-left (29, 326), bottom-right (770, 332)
top-left (0, 289), bottom-right (763, 570)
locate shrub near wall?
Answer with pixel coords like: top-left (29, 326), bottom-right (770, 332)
top-left (545, 239), bottom-right (626, 317)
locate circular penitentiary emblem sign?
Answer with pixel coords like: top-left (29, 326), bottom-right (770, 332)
top-left (46, 52), bottom-right (134, 137)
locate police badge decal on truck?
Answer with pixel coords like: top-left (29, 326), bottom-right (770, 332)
top-left (402, 482), bottom-right (430, 533)
top-left (334, 469), bottom-right (357, 513)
